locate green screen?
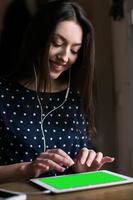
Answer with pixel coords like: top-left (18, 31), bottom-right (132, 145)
top-left (39, 171), bottom-right (126, 189)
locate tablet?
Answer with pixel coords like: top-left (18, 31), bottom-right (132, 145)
top-left (30, 170), bottom-right (133, 193)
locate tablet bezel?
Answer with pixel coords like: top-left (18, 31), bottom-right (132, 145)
top-left (31, 170), bottom-right (133, 193)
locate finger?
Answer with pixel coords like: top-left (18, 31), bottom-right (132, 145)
top-left (46, 149), bottom-right (74, 165)
top-left (94, 152), bottom-right (103, 164)
top-left (30, 162), bottom-right (50, 178)
top-left (34, 162), bottom-right (49, 171)
top-left (91, 156), bottom-right (115, 171)
top-left (46, 149), bottom-right (74, 161)
top-left (36, 157), bottom-right (65, 172)
top-left (41, 152), bottom-right (73, 167)
top-left (86, 150), bottom-right (97, 167)
top-left (101, 156), bottom-right (115, 165)
top-left (76, 148), bottom-right (89, 165)
top-left (43, 159), bottom-right (65, 172)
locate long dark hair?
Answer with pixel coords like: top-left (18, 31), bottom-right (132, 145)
top-left (12, 0), bottom-right (96, 135)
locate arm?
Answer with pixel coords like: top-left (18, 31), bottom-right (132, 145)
top-left (0, 149), bottom-right (74, 183)
top-left (0, 162), bottom-right (30, 183)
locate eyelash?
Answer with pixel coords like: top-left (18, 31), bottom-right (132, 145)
top-left (52, 41), bottom-right (79, 55)
top-left (52, 41), bottom-right (62, 47)
top-left (71, 50), bottom-right (78, 55)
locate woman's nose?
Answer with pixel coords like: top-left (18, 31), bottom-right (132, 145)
top-left (57, 49), bottom-right (69, 63)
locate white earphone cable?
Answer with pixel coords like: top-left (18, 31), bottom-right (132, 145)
top-left (34, 66), bottom-right (71, 151)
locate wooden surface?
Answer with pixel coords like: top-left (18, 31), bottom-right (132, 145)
top-left (0, 181), bottom-right (133, 200)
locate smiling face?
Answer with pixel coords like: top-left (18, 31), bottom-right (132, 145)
top-left (48, 20), bottom-right (83, 80)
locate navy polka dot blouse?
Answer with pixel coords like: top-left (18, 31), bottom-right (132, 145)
top-left (0, 78), bottom-right (92, 176)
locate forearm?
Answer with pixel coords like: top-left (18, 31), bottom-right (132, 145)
top-left (0, 162), bottom-right (30, 184)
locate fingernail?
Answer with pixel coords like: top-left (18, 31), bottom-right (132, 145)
top-left (60, 167), bottom-right (65, 172)
top-left (70, 160), bottom-right (75, 166)
top-left (87, 163), bottom-right (91, 167)
top-left (67, 160), bottom-right (74, 167)
top-left (81, 159), bottom-right (85, 165)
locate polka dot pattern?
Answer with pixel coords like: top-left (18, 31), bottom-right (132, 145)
top-left (0, 78), bottom-right (92, 176)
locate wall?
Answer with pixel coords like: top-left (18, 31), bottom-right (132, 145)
top-left (78, 0), bottom-right (116, 171)
top-left (111, 0), bottom-right (133, 176)
top-left (79, 0), bottom-right (133, 176)
top-left (128, 0), bottom-right (133, 176)
top-left (111, 0), bottom-right (129, 175)
top-left (0, 0), bottom-right (12, 32)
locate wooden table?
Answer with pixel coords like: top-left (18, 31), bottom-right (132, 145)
top-left (0, 181), bottom-right (133, 200)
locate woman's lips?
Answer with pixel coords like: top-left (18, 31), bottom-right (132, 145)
top-left (49, 61), bottom-right (65, 73)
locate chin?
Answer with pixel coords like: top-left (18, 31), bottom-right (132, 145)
top-left (50, 72), bottom-right (61, 80)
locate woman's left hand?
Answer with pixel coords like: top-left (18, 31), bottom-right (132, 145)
top-left (73, 147), bottom-right (114, 173)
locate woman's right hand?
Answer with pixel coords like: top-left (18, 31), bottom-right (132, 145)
top-left (23, 149), bottom-right (74, 179)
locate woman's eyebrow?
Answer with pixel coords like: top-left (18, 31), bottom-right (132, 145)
top-left (54, 33), bottom-right (82, 46)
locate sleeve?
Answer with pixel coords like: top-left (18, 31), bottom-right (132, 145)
top-left (76, 99), bottom-right (94, 150)
top-left (0, 117), bottom-right (4, 164)
top-left (78, 119), bottom-right (94, 149)
top-left (0, 117), bottom-right (3, 138)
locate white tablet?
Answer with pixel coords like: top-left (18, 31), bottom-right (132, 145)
top-left (30, 170), bottom-right (133, 193)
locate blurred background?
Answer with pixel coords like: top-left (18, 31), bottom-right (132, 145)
top-left (0, 0), bottom-right (133, 176)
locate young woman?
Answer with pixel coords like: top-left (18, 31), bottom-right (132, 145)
top-left (0, 0), bottom-right (114, 183)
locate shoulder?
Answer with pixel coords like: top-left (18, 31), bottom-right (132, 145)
top-left (69, 88), bottom-right (81, 96)
top-left (0, 77), bottom-right (10, 91)
top-left (0, 77), bottom-right (17, 92)
top-left (0, 77), bottom-right (23, 100)
top-left (69, 89), bottom-right (81, 101)
top-left (0, 77), bottom-right (24, 93)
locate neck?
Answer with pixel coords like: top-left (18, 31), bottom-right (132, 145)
top-left (19, 79), bottom-right (67, 93)
top-left (46, 79), bottom-right (67, 93)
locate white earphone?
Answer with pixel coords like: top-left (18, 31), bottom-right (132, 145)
top-left (34, 66), bottom-right (71, 151)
